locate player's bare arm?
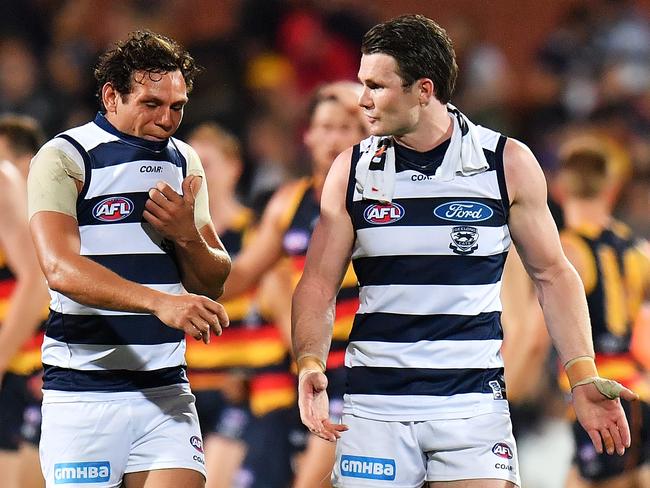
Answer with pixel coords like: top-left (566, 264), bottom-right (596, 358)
top-left (28, 150), bottom-right (227, 344)
top-left (221, 182), bottom-right (301, 300)
top-left (143, 174), bottom-right (231, 299)
top-left (504, 138), bottom-right (636, 455)
top-left (292, 147), bottom-right (354, 441)
top-left (31, 211), bottom-right (226, 343)
top-left (0, 162), bottom-right (48, 378)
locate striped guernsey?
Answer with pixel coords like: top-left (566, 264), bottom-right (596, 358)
top-left (344, 128), bottom-right (512, 420)
top-left (41, 114), bottom-right (190, 392)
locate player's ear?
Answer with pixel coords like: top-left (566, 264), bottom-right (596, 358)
top-left (417, 78), bottom-right (435, 106)
top-left (102, 83), bottom-right (119, 114)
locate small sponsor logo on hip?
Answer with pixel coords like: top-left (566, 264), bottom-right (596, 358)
top-left (54, 461), bottom-right (110, 484)
top-left (190, 435), bottom-right (204, 453)
top-left (492, 442), bottom-right (514, 459)
top-left (340, 455), bottom-right (396, 480)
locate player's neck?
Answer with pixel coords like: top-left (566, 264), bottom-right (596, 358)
top-left (394, 103), bottom-right (452, 153)
top-left (563, 198), bottom-right (612, 229)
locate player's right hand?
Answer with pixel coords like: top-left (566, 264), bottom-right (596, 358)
top-left (153, 293), bottom-right (229, 344)
top-left (298, 370), bottom-right (348, 442)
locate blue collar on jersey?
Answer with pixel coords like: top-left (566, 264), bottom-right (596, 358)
top-left (94, 112), bottom-right (169, 153)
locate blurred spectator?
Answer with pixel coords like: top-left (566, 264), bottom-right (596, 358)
top-left (0, 38), bottom-right (57, 136)
top-left (447, 16), bottom-right (515, 132)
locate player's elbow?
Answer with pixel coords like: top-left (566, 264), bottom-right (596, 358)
top-left (40, 257), bottom-right (71, 294)
top-left (529, 257), bottom-right (574, 287)
top-left (197, 256), bottom-right (231, 300)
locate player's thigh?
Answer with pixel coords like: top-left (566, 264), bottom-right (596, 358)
top-left (203, 434), bottom-right (246, 488)
top-left (332, 414), bottom-right (425, 488)
top-left (18, 443), bottom-right (44, 488)
top-left (40, 400), bottom-right (128, 487)
top-left (123, 468), bottom-right (204, 488)
top-left (125, 390), bottom-right (206, 479)
top-left (424, 412), bottom-right (519, 486)
top-left (293, 434), bottom-right (335, 488)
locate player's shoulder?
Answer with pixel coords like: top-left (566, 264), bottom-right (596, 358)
top-left (502, 137), bottom-right (545, 202)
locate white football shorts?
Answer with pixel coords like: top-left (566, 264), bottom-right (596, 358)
top-left (332, 411), bottom-right (520, 487)
top-left (40, 384), bottom-right (206, 487)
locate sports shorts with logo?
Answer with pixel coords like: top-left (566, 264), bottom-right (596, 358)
top-left (40, 384), bottom-right (206, 487)
top-left (332, 411), bottom-right (520, 488)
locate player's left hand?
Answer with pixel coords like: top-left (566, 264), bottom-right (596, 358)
top-left (143, 175), bottom-right (202, 244)
top-left (572, 381), bottom-right (638, 456)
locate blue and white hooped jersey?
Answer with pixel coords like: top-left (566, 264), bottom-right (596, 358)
top-left (344, 127), bottom-right (511, 421)
top-left (41, 113), bottom-right (191, 392)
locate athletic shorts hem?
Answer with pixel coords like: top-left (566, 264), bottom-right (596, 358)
top-left (333, 481), bottom-right (423, 488)
top-left (124, 461), bottom-right (206, 479)
top-left (426, 475), bottom-right (519, 487)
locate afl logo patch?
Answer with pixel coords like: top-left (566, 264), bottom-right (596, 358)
top-left (363, 203), bottom-right (405, 225)
top-left (190, 436), bottom-right (204, 453)
top-left (492, 443), bottom-right (514, 459)
top-left (92, 196), bottom-right (134, 222)
top-left (434, 201), bottom-right (493, 223)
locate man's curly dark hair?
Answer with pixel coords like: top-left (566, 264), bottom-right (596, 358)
top-left (94, 30), bottom-right (202, 111)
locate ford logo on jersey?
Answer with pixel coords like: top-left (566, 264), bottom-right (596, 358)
top-left (54, 461), bottom-right (110, 484)
top-left (340, 455), bottom-right (396, 480)
top-left (434, 201), bottom-right (493, 222)
top-left (92, 196), bottom-right (134, 222)
top-left (363, 203), bottom-right (405, 225)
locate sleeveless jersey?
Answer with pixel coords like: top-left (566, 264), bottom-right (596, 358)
top-left (345, 129), bottom-right (511, 421)
top-left (281, 178), bottom-right (359, 371)
top-left (185, 209), bottom-right (294, 415)
top-left (559, 222), bottom-right (650, 397)
top-left (0, 251), bottom-right (46, 375)
top-left (41, 113), bottom-right (191, 392)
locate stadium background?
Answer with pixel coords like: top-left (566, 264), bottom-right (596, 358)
top-left (1, 1), bottom-right (649, 487)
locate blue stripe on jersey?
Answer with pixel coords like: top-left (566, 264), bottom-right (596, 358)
top-left (77, 192), bottom-right (147, 226)
top-left (349, 312), bottom-right (503, 343)
top-left (336, 285), bottom-right (360, 302)
top-left (46, 311), bottom-right (184, 345)
top-left (351, 196), bottom-right (506, 229)
top-left (484, 147), bottom-right (498, 171)
top-left (353, 253), bottom-right (507, 286)
top-left (346, 366), bottom-right (505, 397)
top-left (87, 254), bottom-right (180, 284)
top-left (43, 364), bottom-right (187, 392)
top-left (89, 141), bottom-right (185, 169)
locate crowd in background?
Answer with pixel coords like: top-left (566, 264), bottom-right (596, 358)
top-left (0, 1), bottom-right (649, 487)
top-left (0, 0), bottom-right (648, 233)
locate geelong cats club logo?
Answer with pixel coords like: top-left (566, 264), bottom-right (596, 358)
top-left (92, 196), bottom-right (134, 222)
top-left (449, 226), bottom-right (479, 255)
